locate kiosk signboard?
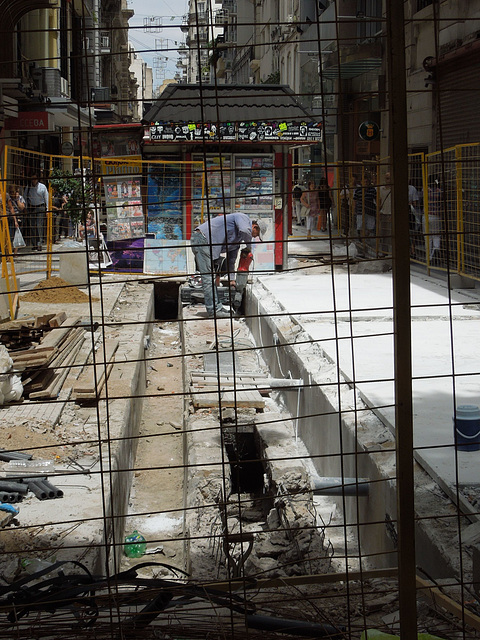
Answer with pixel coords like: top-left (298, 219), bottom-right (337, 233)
top-left (149, 121), bottom-right (322, 143)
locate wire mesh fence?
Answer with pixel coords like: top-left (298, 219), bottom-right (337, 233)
top-left (1, 1), bottom-right (480, 639)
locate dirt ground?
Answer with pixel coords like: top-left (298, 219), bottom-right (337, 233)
top-left (121, 321), bottom-right (186, 575)
top-left (20, 277), bottom-right (99, 303)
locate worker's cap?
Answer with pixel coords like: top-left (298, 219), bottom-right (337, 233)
top-left (252, 219), bottom-right (267, 239)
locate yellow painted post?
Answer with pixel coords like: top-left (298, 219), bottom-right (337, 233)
top-left (455, 145), bottom-right (464, 275)
top-left (0, 179), bottom-right (16, 320)
top-left (46, 154), bottom-right (53, 279)
top-left (423, 153), bottom-right (430, 271)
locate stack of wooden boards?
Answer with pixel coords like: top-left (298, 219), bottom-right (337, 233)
top-left (0, 313), bottom-right (119, 403)
top-left (71, 339), bottom-right (118, 402)
top-left (6, 313), bottom-right (86, 400)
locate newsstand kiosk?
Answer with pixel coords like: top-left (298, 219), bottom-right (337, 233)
top-left (140, 84), bottom-right (322, 276)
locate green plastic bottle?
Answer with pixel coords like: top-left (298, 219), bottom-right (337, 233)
top-left (124, 530), bottom-right (146, 558)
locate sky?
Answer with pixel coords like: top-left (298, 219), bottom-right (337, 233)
top-left (127, 0), bottom-right (188, 88)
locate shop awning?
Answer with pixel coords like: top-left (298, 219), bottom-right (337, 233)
top-left (144, 84), bottom-right (315, 123)
top-left (143, 84), bottom-right (322, 144)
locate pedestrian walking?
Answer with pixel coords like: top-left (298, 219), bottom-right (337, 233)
top-left (6, 186), bottom-right (25, 256)
top-left (378, 172), bottom-right (392, 254)
top-left (24, 172), bottom-right (49, 251)
top-left (52, 193), bottom-right (69, 241)
top-left (317, 176), bottom-right (332, 232)
top-left (300, 180), bottom-right (320, 239)
top-left (190, 212), bottom-right (263, 318)
top-left (354, 175), bottom-right (377, 237)
top-left (408, 180), bottom-right (420, 258)
top-left (423, 177), bottom-right (442, 263)
top-left (292, 181), bottom-right (304, 225)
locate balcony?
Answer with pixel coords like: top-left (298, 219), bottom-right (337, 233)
top-left (322, 41), bottom-right (382, 80)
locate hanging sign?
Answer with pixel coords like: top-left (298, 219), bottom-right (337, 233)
top-left (358, 121), bottom-right (380, 141)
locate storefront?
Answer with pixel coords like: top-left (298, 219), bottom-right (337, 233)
top-left (92, 124), bottom-right (145, 271)
top-left (140, 84), bottom-right (321, 275)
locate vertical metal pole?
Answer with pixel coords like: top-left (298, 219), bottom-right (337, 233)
top-left (385, 2), bottom-right (417, 639)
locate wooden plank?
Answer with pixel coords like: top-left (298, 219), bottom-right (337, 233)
top-left (48, 328), bottom-right (85, 369)
top-left (49, 312), bottom-right (67, 328)
top-left (24, 368), bottom-right (56, 394)
top-left (29, 341), bottom-right (84, 400)
top-left (416, 575), bottom-right (480, 631)
top-left (39, 317), bottom-right (81, 348)
top-left (0, 316), bottom-right (35, 330)
top-left (9, 345), bottom-right (55, 357)
top-left (191, 378), bottom-right (287, 387)
top-left (34, 313), bottom-right (56, 328)
top-left (73, 362), bottom-right (114, 400)
top-left (12, 354), bottom-right (52, 368)
top-left (72, 340), bottom-right (118, 396)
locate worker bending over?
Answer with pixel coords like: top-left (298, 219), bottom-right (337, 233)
top-left (191, 212), bottom-right (263, 318)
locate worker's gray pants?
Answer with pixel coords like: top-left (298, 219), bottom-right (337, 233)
top-left (190, 230), bottom-right (223, 315)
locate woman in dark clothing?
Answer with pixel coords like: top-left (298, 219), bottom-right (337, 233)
top-left (5, 186), bottom-right (22, 255)
top-left (317, 177), bottom-right (332, 232)
top-left (354, 175), bottom-right (377, 236)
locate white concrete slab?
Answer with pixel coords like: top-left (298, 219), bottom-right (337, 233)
top-left (256, 270), bottom-right (480, 490)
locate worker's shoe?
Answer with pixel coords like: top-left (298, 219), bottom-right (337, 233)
top-left (208, 306), bottom-right (231, 318)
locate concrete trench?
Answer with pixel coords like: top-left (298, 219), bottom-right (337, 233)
top-left (2, 275), bottom-right (471, 588)
top-left (181, 306), bottom-right (331, 580)
top-left (244, 278), bottom-right (474, 582)
top-left (0, 279), bottom-right (153, 578)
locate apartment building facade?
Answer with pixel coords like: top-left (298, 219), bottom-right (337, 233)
top-left (178, 0), bottom-right (480, 164)
top-left (0, 0), bottom-right (137, 157)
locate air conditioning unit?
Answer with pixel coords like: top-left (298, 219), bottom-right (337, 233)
top-left (60, 77), bottom-right (69, 97)
top-left (91, 87), bottom-right (111, 102)
top-left (43, 67), bottom-right (61, 97)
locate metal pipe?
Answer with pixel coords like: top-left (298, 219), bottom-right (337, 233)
top-left (27, 480), bottom-right (48, 500)
top-left (0, 482), bottom-right (28, 495)
top-left (0, 451), bottom-right (33, 461)
top-left (41, 479), bottom-right (64, 498)
top-left (32, 480), bottom-right (55, 499)
top-left (312, 476), bottom-right (370, 496)
top-left (262, 378), bottom-right (303, 388)
top-left (246, 614), bottom-right (343, 638)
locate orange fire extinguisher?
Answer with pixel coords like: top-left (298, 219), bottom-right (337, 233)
top-left (233, 248), bottom-right (254, 312)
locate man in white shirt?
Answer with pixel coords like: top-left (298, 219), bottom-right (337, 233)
top-left (408, 181), bottom-right (420, 258)
top-left (25, 173), bottom-right (49, 251)
top-left (378, 172), bottom-right (392, 254)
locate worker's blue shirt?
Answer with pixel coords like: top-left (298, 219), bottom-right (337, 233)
top-left (196, 212), bottom-right (253, 272)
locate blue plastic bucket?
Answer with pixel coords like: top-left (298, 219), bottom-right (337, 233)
top-left (454, 405), bottom-right (480, 452)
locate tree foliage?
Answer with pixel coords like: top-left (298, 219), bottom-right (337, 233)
top-left (49, 167), bottom-right (94, 225)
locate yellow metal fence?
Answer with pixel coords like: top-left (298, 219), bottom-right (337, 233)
top-left (297, 146), bottom-right (480, 281)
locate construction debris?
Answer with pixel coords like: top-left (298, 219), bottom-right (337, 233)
top-left (0, 315), bottom-right (86, 401)
top-left (72, 339), bottom-right (118, 401)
